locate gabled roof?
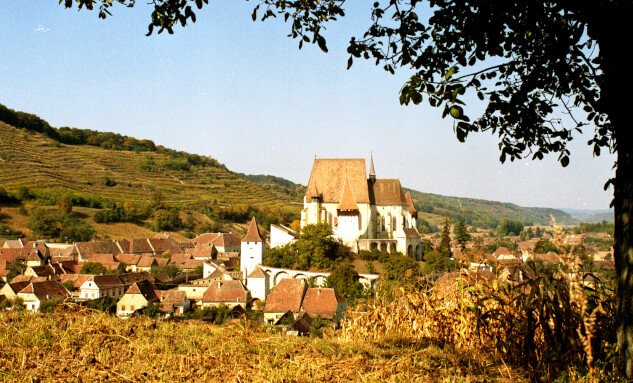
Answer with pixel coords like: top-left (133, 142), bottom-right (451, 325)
top-left (242, 217), bottom-right (263, 242)
top-left (116, 253), bottom-right (142, 266)
top-left (90, 274), bottom-right (124, 289)
top-left (369, 179), bottom-right (408, 206)
top-left (264, 279), bottom-right (307, 313)
top-left (202, 280), bottom-right (249, 303)
top-left (247, 266), bottom-right (267, 278)
top-left (337, 176), bottom-right (359, 211)
top-left (89, 253), bottom-right (116, 264)
top-left (158, 290), bottom-right (188, 312)
top-left (192, 233), bottom-right (220, 245)
top-left (130, 239), bottom-right (154, 254)
top-left (136, 256), bottom-right (157, 268)
top-left (19, 280), bottom-right (69, 301)
top-left (405, 191), bottom-right (417, 214)
top-left (0, 248), bottom-right (23, 262)
top-left (402, 228), bottom-right (422, 239)
top-left (305, 159), bottom-right (370, 203)
top-left (125, 280), bottom-right (159, 301)
top-left (301, 288), bottom-right (345, 319)
top-left (186, 244), bottom-right (216, 259)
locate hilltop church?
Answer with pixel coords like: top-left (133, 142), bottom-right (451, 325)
top-left (300, 157), bottom-right (423, 259)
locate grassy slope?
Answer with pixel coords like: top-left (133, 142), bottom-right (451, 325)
top-left (0, 307), bottom-right (526, 382)
top-left (0, 123), bottom-right (298, 209)
top-left (406, 189), bottom-right (577, 227)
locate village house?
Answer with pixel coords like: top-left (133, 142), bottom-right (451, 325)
top-left (201, 280), bottom-right (251, 309)
top-left (117, 280), bottom-right (159, 317)
top-left (79, 274), bottom-right (126, 300)
top-left (300, 287), bottom-right (347, 324)
top-left (17, 280), bottom-right (70, 312)
top-left (263, 278), bottom-right (308, 324)
top-left (269, 224), bottom-right (296, 249)
top-left (192, 232), bottom-right (241, 253)
top-left (157, 290), bottom-right (190, 316)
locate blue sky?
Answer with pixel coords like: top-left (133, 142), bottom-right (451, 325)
top-left (0, 2), bottom-right (615, 211)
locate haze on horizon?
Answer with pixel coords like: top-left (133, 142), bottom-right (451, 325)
top-left (0, 2), bottom-right (615, 212)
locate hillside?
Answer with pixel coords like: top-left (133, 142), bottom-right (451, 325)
top-left (405, 189), bottom-right (577, 229)
top-left (0, 122), bottom-right (298, 210)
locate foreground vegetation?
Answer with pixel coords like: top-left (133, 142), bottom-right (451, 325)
top-left (0, 305), bottom-right (529, 382)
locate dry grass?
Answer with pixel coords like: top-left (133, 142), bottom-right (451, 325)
top-left (0, 305), bottom-right (526, 382)
top-left (340, 223), bottom-right (620, 382)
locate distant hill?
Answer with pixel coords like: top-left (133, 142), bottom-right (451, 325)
top-left (561, 208), bottom-right (614, 223)
top-left (404, 189), bottom-right (577, 229)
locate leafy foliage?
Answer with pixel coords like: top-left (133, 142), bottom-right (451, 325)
top-left (326, 263), bottom-right (368, 304)
top-left (39, 299), bottom-right (61, 313)
top-left (497, 219), bottom-right (524, 237)
top-left (80, 262), bottom-right (108, 275)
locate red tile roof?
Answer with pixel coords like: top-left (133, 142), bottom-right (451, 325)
top-left (242, 217), bottom-right (263, 242)
top-left (369, 179), bottom-right (408, 206)
top-left (301, 288), bottom-right (345, 319)
top-left (20, 280), bottom-right (69, 301)
top-left (202, 280), bottom-right (249, 303)
top-left (264, 279), bottom-right (307, 313)
top-left (305, 159), bottom-right (370, 203)
top-left (337, 177), bottom-right (360, 211)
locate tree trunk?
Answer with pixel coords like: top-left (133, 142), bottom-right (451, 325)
top-left (585, 1), bottom-right (633, 376)
top-left (615, 141), bottom-right (633, 377)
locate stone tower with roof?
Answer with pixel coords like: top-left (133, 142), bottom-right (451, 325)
top-left (241, 217), bottom-right (264, 277)
top-left (300, 156), bottom-right (423, 259)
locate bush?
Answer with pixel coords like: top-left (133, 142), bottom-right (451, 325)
top-left (39, 298), bottom-right (61, 313)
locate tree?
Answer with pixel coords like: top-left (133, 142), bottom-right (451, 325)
top-left (497, 219), bottom-right (524, 237)
top-left (80, 262), bottom-right (108, 275)
top-left (57, 194), bottom-right (73, 215)
top-left (455, 219), bottom-right (470, 251)
top-left (326, 263), bottom-right (367, 304)
top-left (27, 208), bottom-right (60, 239)
top-left (61, 0), bottom-right (633, 376)
top-left (439, 217), bottom-right (452, 256)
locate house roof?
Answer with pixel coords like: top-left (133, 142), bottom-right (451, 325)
top-left (192, 233), bottom-right (220, 245)
top-left (125, 280), bottom-right (159, 301)
top-left (247, 266), bottom-right (267, 278)
top-left (264, 278), bottom-right (307, 313)
top-left (305, 159), bottom-right (370, 203)
top-left (202, 280), bottom-right (249, 303)
top-left (0, 248), bottom-right (23, 262)
top-left (301, 288), bottom-right (345, 319)
top-left (148, 237), bottom-right (179, 253)
top-left (369, 179), bottom-right (408, 206)
top-left (242, 217), bottom-right (263, 242)
top-left (158, 290), bottom-right (187, 312)
top-left (89, 253), bottom-right (116, 264)
top-left (136, 256), bottom-right (157, 268)
top-left (405, 191), bottom-right (417, 214)
top-left (130, 239), bottom-right (154, 254)
top-left (115, 253), bottom-right (142, 265)
top-left (91, 274), bottom-right (124, 288)
top-left (19, 280), bottom-right (69, 301)
top-left (337, 176), bottom-right (360, 211)
top-left (402, 228), bottom-right (422, 239)
top-left (270, 224), bottom-right (295, 236)
top-left (59, 274), bottom-right (92, 289)
top-left (186, 244), bottom-right (216, 259)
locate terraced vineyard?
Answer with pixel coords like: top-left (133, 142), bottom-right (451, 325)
top-left (0, 122), bottom-right (300, 210)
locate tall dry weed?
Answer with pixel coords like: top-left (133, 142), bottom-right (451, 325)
top-left (340, 221), bottom-right (618, 381)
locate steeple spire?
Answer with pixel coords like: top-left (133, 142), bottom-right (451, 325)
top-left (369, 153), bottom-right (376, 183)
